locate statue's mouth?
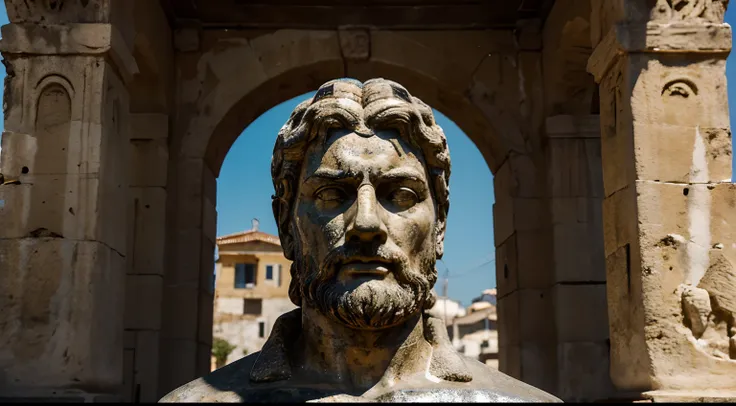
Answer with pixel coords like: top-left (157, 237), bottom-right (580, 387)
top-left (338, 257), bottom-right (393, 278)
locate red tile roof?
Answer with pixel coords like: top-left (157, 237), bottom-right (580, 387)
top-left (216, 229), bottom-right (281, 247)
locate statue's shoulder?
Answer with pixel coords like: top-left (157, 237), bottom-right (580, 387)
top-left (458, 355), bottom-right (562, 403)
top-left (159, 352), bottom-right (261, 403)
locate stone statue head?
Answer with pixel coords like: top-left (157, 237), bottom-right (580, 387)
top-left (271, 78), bottom-right (451, 330)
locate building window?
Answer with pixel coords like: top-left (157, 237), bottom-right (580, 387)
top-left (265, 264), bottom-right (282, 286)
top-left (258, 321), bottom-right (265, 338)
top-left (266, 264), bottom-right (283, 286)
top-left (243, 298), bottom-right (263, 315)
top-left (234, 263), bottom-right (256, 289)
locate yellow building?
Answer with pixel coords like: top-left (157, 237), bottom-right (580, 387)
top-left (211, 220), bottom-right (296, 369)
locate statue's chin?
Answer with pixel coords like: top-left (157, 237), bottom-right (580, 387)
top-left (309, 279), bottom-right (424, 330)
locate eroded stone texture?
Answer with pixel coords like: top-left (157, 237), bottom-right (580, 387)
top-left (0, 0), bottom-right (135, 401)
top-left (588, 0), bottom-right (736, 397)
top-left (159, 79), bottom-right (561, 403)
top-left (681, 285), bottom-right (712, 338)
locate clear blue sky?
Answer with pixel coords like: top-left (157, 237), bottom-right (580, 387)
top-left (0, 4), bottom-right (734, 306)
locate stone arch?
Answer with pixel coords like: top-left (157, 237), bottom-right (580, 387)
top-left (160, 27), bottom-right (549, 397)
top-left (199, 61), bottom-right (513, 177)
top-left (175, 30), bottom-right (536, 176)
top-left (542, 0), bottom-right (597, 116)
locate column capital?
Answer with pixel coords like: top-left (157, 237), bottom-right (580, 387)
top-left (0, 23), bottom-right (138, 84)
top-left (587, 22), bottom-right (731, 83)
top-left (545, 115), bottom-right (601, 139)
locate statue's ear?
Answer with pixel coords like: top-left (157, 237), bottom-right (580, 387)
top-left (272, 193), bottom-right (295, 260)
top-left (280, 231), bottom-right (295, 260)
top-left (435, 217), bottom-right (446, 259)
top-left (433, 171), bottom-right (449, 259)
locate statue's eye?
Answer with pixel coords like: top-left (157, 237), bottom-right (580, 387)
top-left (326, 119), bottom-right (344, 129)
top-left (377, 120), bottom-right (408, 136)
top-left (387, 187), bottom-right (418, 209)
top-left (315, 187), bottom-right (347, 203)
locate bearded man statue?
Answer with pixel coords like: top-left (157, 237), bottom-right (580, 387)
top-left (160, 78), bottom-right (561, 403)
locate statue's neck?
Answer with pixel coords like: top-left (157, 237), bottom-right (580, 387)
top-left (295, 305), bottom-right (431, 394)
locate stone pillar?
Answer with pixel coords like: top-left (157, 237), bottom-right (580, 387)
top-left (156, 31), bottom-right (220, 397)
top-left (0, 1), bottom-right (137, 400)
top-left (123, 113), bottom-right (169, 402)
top-left (158, 157), bottom-right (217, 397)
top-left (545, 114), bottom-right (614, 401)
top-left (588, 1), bottom-right (736, 400)
top-left (492, 19), bottom-right (561, 396)
top-left (494, 154), bottom-right (558, 395)
top-left (120, 0), bottom-right (175, 400)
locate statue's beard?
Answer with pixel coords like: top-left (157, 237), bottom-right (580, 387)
top-left (294, 244), bottom-right (436, 330)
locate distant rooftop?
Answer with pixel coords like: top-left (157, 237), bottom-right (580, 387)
top-left (217, 217), bottom-right (282, 247)
top-left (471, 288), bottom-right (497, 306)
top-left (216, 229), bottom-right (281, 247)
top-left (454, 306), bottom-right (497, 326)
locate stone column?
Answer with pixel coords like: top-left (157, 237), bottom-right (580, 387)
top-left (121, 0), bottom-right (175, 400)
top-left (588, 1), bottom-right (736, 400)
top-left (545, 114), bottom-right (614, 401)
top-left (492, 20), bottom-right (561, 394)
top-left (0, 1), bottom-right (137, 400)
top-left (123, 113), bottom-right (170, 402)
top-left (158, 157), bottom-right (217, 397)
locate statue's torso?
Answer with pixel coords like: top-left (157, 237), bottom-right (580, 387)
top-left (159, 352), bottom-right (561, 403)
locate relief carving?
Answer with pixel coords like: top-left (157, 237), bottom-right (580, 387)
top-left (7, 0), bottom-right (102, 23)
top-left (44, 0), bottom-right (66, 12)
top-left (338, 28), bottom-right (371, 62)
top-left (661, 79), bottom-right (698, 98)
top-left (651, 0), bottom-right (729, 23)
top-left (661, 79), bottom-right (702, 126)
top-left (680, 251), bottom-right (736, 360)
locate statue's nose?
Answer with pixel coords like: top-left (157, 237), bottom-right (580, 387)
top-left (346, 185), bottom-right (388, 245)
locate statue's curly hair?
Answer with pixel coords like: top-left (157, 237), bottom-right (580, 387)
top-left (270, 78), bottom-right (451, 307)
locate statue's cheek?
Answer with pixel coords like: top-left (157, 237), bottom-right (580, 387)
top-left (389, 205), bottom-right (434, 250)
top-left (322, 215), bottom-right (347, 246)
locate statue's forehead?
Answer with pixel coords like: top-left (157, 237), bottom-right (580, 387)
top-left (311, 78), bottom-right (413, 110)
top-left (301, 131), bottom-right (427, 180)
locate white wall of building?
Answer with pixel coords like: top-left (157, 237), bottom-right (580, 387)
top-left (216, 297), bottom-right (244, 315)
top-left (212, 297), bottom-right (297, 365)
top-left (426, 297), bottom-right (466, 322)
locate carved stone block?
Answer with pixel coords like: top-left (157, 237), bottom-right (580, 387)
top-left (338, 28), bottom-right (370, 61)
top-left (5, 0), bottom-right (109, 24)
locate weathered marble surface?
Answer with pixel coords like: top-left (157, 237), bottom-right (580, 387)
top-left (160, 310), bottom-right (559, 403)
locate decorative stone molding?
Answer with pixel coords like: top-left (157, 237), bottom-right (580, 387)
top-left (5, 0), bottom-right (108, 24)
top-left (545, 115), bottom-right (601, 139)
top-left (0, 23), bottom-right (139, 83)
top-left (337, 27), bottom-right (371, 61)
top-left (587, 22), bottom-right (732, 82)
top-left (650, 0), bottom-right (729, 23)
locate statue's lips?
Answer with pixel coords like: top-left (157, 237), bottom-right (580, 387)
top-left (338, 258), bottom-right (392, 277)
